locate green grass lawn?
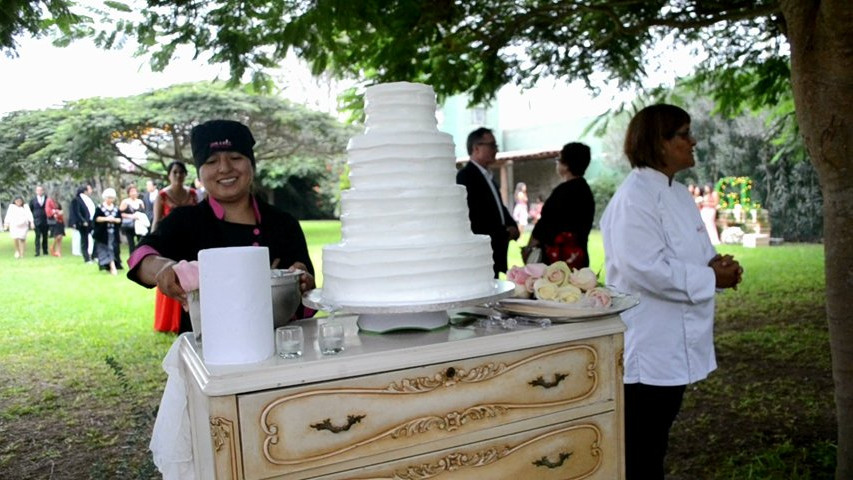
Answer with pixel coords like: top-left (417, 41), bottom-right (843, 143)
top-left (0, 225), bottom-right (836, 479)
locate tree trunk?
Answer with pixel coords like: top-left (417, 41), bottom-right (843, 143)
top-left (781, 1), bottom-right (853, 478)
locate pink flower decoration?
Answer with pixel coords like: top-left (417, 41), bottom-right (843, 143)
top-left (172, 260), bottom-right (200, 292)
top-left (524, 263), bottom-right (547, 278)
top-left (507, 265), bottom-right (530, 285)
top-left (585, 287), bottom-right (613, 308)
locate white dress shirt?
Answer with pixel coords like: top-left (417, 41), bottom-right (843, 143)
top-left (601, 168), bottom-right (719, 386)
top-left (81, 193), bottom-right (96, 220)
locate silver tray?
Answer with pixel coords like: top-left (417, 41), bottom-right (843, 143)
top-left (302, 280), bottom-right (516, 314)
top-left (496, 292), bottom-right (640, 322)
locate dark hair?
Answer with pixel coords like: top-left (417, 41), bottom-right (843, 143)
top-left (466, 127), bottom-right (494, 155)
top-left (75, 186), bottom-right (87, 196)
top-left (624, 104), bottom-right (691, 170)
top-left (126, 185), bottom-right (138, 195)
top-left (13, 196), bottom-right (24, 203)
top-left (559, 142), bottom-right (591, 177)
top-left (166, 161), bottom-right (188, 176)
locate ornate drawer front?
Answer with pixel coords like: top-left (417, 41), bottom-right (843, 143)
top-left (238, 338), bottom-right (616, 478)
top-left (334, 412), bottom-right (618, 480)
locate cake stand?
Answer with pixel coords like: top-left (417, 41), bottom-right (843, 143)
top-left (302, 280), bottom-right (516, 333)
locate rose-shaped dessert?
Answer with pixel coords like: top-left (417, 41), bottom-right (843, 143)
top-left (585, 287), bottom-right (613, 308)
top-left (556, 284), bottom-right (583, 304)
top-left (513, 282), bottom-right (531, 298)
top-left (524, 276), bottom-right (538, 294)
top-left (533, 277), bottom-right (559, 301)
top-left (507, 265), bottom-right (530, 285)
top-left (569, 267), bottom-right (599, 291)
top-left (524, 263), bottom-right (547, 278)
top-left (544, 261), bottom-right (571, 286)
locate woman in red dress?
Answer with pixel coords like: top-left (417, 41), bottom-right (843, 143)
top-left (152, 161), bottom-right (197, 333)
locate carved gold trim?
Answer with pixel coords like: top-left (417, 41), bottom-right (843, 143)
top-left (349, 423), bottom-right (604, 480)
top-left (260, 344), bottom-right (600, 466)
top-left (210, 416), bottom-right (239, 479)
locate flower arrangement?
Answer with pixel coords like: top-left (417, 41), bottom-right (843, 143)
top-left (714, 176), bottom-right (760, 210)
top-left (507, 261), bottom-right (612, 308)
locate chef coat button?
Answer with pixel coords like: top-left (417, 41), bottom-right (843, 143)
top-left (253, 228), bottom-right (260, 235)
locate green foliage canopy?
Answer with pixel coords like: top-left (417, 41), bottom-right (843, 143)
top-left (0, 82), bottom-right (355, 217)
top-left (2, 1), bottom-right (787, 111)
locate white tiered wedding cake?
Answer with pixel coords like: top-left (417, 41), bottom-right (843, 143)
top-left (322, 82), bottom-right (495, 306)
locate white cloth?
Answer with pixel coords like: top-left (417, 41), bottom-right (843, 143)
top-left (134, 211), bottom-right (151, 236)
top-left (4, 204), bottom-right (34, 239)
top-left (471, 161), bottom-right (506, 224)
top-left (149, 338), bottom-right (195, 480)
top-left (601, 168), bottom-right (719, 386)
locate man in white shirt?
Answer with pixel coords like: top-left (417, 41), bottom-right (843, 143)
top-left (456, 127), bottom-right (519, 277)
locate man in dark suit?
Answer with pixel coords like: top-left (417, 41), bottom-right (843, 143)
top-left (28, 185), bottom-right (49, 256)
top-left (142, 179), bottom-right (158, 224)
top-left (456, 127), bottom-right (519, 277)
top-left (68, 185), bottom-right (94, 263)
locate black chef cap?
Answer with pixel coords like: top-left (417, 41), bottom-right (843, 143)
top-left (190, 120), bottom-right (256, 170)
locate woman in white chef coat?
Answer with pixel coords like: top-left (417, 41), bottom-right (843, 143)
top-left (600, 104), bottom-right (743, 480)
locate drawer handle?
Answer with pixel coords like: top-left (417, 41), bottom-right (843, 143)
top-left (528, 372), bottom-right (568, 389)
top-left (310, 414), bottom-right (365, 434)
top-left (533, 452), bottom-right (572, 469)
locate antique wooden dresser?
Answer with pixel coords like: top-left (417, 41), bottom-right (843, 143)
top-left (179, 314), bottom-right (626, 479)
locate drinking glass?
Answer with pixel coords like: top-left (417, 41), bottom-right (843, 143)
top-left (276, 326), bottom-right (304, 359)
top-left (318, 322), bottom-right (345, 355)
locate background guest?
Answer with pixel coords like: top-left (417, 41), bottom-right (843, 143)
top-left (4, 196), bottom-right (34, 259)
top-left (142, 179), bottom-right (158, 224)
top-left (44, 192), bottom-right (65, 257)
top-left (701, 184), bottom-right (721, 245)
top-left (600, 104), bottom-right (743, 480)
top-left (28, 185), bottom-right (49, 257)
top-left (119, 185), bottom-right (145, 252)
top-left (528, 195), bottom-right (544, 225)
top-left (152, 162), bottom-right (197, 232)
top-left (68, 185), bottom-right (96, 263)
top-left (524, 142), bottom-right (595, 268)
top-left (128, 120), bottom-right (314, 334)
top-left (456, 127), bottom-right (519, 277)
top-left (512, 182), bottom-right (529, 233)
top-left (149, 161), bottom-right (197, 333)
top-left (93, 188), bottom-right (123, 275)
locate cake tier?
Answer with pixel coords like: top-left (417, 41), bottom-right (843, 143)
top-left (339, 186), bottom-right (472, 246)
top-left (347, 132), bottom-right (456, 189)
top-left (363, 82), bottom-right (438, 133)
top-left (321, 236), bottom-right (495, 305)
top-left (347, 131), bottom-right (455, 154)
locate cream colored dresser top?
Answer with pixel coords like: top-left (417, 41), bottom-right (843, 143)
top-left (179, 313), bottom-right (626, 480)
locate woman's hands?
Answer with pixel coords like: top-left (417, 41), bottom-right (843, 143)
top-left (154, 260), bottom-right (189, 306)
top-left (709, 254), bottom-right (743, 289)
top-left (289, 261), bottom-right (316, 293)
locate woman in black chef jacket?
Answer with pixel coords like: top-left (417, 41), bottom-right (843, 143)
top-left (127, 120), bottom-right (315, 333)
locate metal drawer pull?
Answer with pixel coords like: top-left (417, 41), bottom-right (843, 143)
top-left (533, 452), bottom-right (572, 469)
top-left (528, 372), bottom-right (569, 389)
top-left (310, 414), bottom-right (366, 433)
